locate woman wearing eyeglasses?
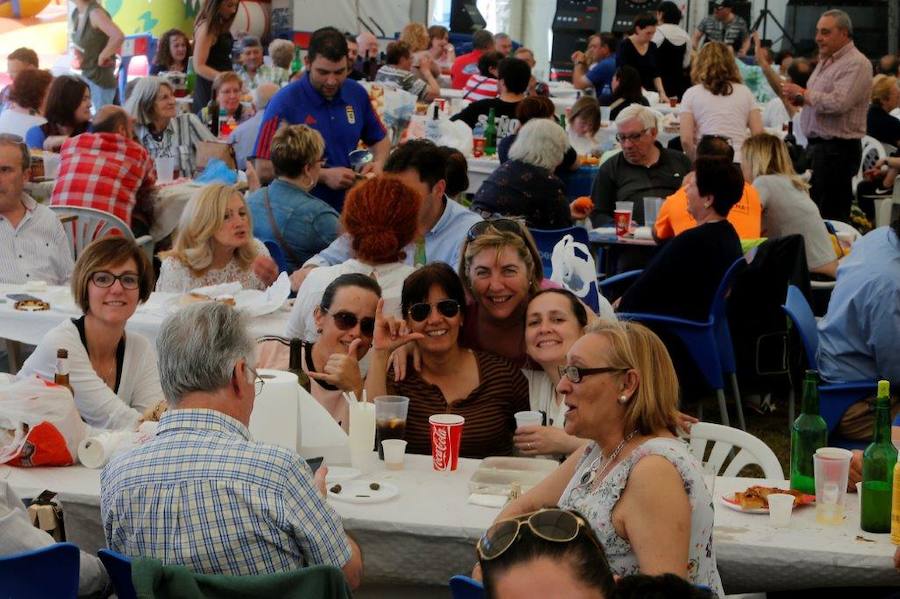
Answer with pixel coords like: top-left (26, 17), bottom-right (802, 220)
top-left (156, 183), bottom-right (279, 293)
top-left (366, 263), bottom-right (530, 459)
top-left (285, 175), bottom-right (419, 341)
top-left (260, 273), bottom-right (382, 432)
top-left (482, 319), bottom-right (722, 595)
top-left (19, 238), bottom-right (164, 430)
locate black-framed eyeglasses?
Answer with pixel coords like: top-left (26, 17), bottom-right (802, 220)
top-left (558, 365), bottom-right (627, 383)
top-left (90, 271), bottom-right (141, 290)
top-left (408, 299), bottom-right (460, 322)
top-left (477, 508), bottom-right (600, 561)
top-left (247, 366), bottom-right (265, 395)
top-left (465, 218), bottom-right (525, 242)
top-left (321, 307), bottom-right (376, 337)
top-left (615, 129), bottom-right (649, 143)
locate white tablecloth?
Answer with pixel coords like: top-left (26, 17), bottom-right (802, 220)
top-left (0, 285), bottom-right (290, 348)
top-left (5, 462), bottom-right (899, 591)
top-left (465, 156), bottom-right (501, 194)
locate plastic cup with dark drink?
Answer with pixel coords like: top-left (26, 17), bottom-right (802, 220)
top-left (375, 395), bottom-right (409, 460)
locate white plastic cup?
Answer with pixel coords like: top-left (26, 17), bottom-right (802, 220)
top-left (382, 439), bottom-right (408, 470)
top-left (767, 493), bottom-right (795, 528)
top-left (155, 156), bottom-right (176, 183)
top-left (43, 153), bottom-right (60, 179)
top-left (514, 410), bottom-right (543, 430)
top-left (813, 447), bottom-right (852, 525)
top-left (600, 106), bottom-right (611, 124)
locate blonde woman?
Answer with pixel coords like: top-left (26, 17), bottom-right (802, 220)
top-left (246, 125), bottom-right (338, 272)
top-left (741, 133), bottom-right (838, 278)
top-left (680, 41), bottom-right (762, 162)
top-left (156, 184), bottom-right (279, 292)
top-left (401, 22), bottom-right (440, 79)
top-left (868, 74), bottom-right (900, 148)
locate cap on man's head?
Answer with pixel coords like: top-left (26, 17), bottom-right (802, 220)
top-left (714, 0), bottom-right (734, 9)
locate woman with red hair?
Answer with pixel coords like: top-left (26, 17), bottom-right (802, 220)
top-left (286, 175), bottom-right (421, 341)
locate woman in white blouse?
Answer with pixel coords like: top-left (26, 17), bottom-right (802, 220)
top-left (679, 41), bottom-right (763, 162)
top-left (156, 183), bottom-right (279, 292)
top-left (19, 238), bottom-right (163, 430)
top-left (518, 289), bottom-right (590, 458)
top-left (286, 175), bottom-right (420, 341)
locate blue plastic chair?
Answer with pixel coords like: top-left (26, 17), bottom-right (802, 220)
top-left (263, 239), bottom-right (290, 273)
top-left (118, 34), bottom-right (158, 103)
top-left (98, 548), bottom-right (137, 599)
top-left (617, 257), bottom-right (748, 429)
top-left (781, 284), bottom-right (875, 448)
top-left (449, 574), bottom-right (486, 599)
top-left (0, 542), bottom-right (80, 598)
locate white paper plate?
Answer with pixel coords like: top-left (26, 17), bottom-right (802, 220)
top-left (325, 466), bottom-right (360, 483)
top-left (328, 480), bottom-right (399, 504)
top-left (719, 494), bottom-right (768, 514)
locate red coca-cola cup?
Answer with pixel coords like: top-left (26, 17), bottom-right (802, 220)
top-left (613, 209), bottom-right (632, 236)
top-left (429, 414), bottom-right (465, 471)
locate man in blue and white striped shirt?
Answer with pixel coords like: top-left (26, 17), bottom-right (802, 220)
top-left (0, 136), bottom-right (72, 285)
top-left (101, 303), bottom-right (363, 588)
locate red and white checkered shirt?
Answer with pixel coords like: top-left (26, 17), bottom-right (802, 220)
top-left (51, 132), bottom-right (156, 226)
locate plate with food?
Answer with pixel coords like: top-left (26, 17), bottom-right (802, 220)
top-left (325, 466), bottom-right (361, 483)
top-left (327, 480), bottom-right (399, 504)
top-left (720, 485), bottom-right (815, 514)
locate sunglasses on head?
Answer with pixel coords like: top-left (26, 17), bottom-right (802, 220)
top-left (477, 508), bottom-right (600, 561)
top-left (408, 299), bottom-right (460, 322)
top-left (321, 307), bottom-right (375, 337)
top-left (466, 218), bottom-right (525, 242)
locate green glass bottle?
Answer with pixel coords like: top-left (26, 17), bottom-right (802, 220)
top-left (861, 380), bottom-right (897, 533)
top-left (559, 113), bottom-right (567, 129)
top-left (291, 46), bottom-right (302, 75)
top-left (790, 370), bottom-right (828, 494)
top-left (185, 57), bottom-right (196, 95)
top-left (484, 108), bottom-right (497, 156)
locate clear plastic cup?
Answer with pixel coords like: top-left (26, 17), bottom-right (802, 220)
top-left (600, 106), bottom-right (611, 124)
top-left (767, 493), bottom-right (795, 528)
top-left (514, 410), bottom-right (543, 430)
top-left (382, 439), bottom-right (408, 470)
top-left (375, 396), bottom-right (409, 460)
top-left (643, 197), bottom-right (663, 227)
top-left (813, 447), bottom-right (852, 525)
top-left (155, 156), bottom-right (176, 183)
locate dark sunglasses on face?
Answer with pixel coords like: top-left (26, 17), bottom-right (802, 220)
top-left (322, 307), bottom-right (375, 337)
top-left (465, 218), bottom-right (525, 241)
top-left (90, 271), bottom-right (140, 289)
top-left (477, 508), bottom-right (600, 561)
top-left (408, 299), bottom-right (460, 322)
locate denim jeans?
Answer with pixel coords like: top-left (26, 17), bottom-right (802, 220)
top-left (86, 78), bottom-right (117, 114)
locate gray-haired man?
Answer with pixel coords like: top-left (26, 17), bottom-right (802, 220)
top-left (100, 303), bottom-right (363, 587)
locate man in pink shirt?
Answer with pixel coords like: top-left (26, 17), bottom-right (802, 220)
top-left (782, 9), bottom-right (871, 222)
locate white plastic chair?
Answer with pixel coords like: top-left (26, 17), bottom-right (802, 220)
top-left (49, 206), bottom-right (153, 261)
top-left (688, 422), bottom-right (784, 479)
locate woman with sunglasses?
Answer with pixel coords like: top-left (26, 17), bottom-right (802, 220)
top-left (366, 263), bottom-right (530, 459)
top-left (477, 508), bottom-right (616, 599)
top-left (19, 238), bottom-right (164, 431)
top-left (482, 319), bottom-right (722, 595)
top-left (259, 273), bottom-right (382, 431)
top-left (285, 175), bottom-right (419, 341)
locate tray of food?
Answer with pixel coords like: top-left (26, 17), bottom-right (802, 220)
top-left (720, 485), bottom-right (815, 514)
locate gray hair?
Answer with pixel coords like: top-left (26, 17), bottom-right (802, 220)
top-left (615, 104), bottom-right (659, 131)
top-left (253, 82), bottom-right (279, 110)
top-left (822, 9), bottom-right (852, 36)
top-left (508, 118), bottom-right (568, 171)
top-left (156, 303), bottom-right (256, 405)
top-left (124, 76), bottom-right (174, 126)
top-left (0, 135), bottom-right (30, 171)
top-left (269, 38), bottom-right (294, 69)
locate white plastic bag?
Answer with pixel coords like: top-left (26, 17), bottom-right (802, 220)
top-left (549, 234), bottom-right (615, 320)
top-left (0, 376), bottom-right (88, 467)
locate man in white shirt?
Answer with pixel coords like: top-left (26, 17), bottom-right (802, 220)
top-left (0, 135), bottom-right (72, 285)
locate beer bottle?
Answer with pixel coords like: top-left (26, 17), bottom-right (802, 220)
top-left (290, 46), bottom-right (302, 75)
top-left (185, 57), bottom-right (196, 95)
top-left (559, 113), bottom-right (567, 129)
top-left (55, 349), bottom-right (73, 396)
top-left (861, 380), bottom-right (898, 533)
top-left (484, 107), bottom-right (497, 156)
top-left (789, 370), bottom-right (827, 494)
top-left (890, 458), bottom-right (900, 544)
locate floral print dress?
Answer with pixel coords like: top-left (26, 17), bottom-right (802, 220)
top-left (559, 437), bottom-right (723, 596)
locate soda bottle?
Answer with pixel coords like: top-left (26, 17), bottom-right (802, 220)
top-left (426, 104), bottom-right (441, 142)
top-left (559, 113), bottom-right (567, 129)
top-left (54, 348), bottom-right (73, 397)
top-left (484, 107), bottom-right (497, 156)
top-left (290, 46), bottom-right (302, 75)
top-left (861, 380), bottom-right (898, 533)
top-left (789, 370), bottom-right (827, 494)
top-left (185, 57), bottom-right (196, 95)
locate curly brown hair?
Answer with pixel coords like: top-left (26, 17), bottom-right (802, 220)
top-left (9, 69), bottom-right (52, 112)
top-left (154, 29), bottom-right (191, 70)
top-left (691, 41), bottom-right (742, 96)
top-left (341, 175), bottom-right (421, 264)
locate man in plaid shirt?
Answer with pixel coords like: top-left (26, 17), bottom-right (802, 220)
top-left (101, 303), bottom-right (363, 588)
top-left (50, 106), bottom-right (156, 233)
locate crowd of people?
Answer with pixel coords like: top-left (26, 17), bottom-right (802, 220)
top-left (0, 1), bottom-right (899, 597)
